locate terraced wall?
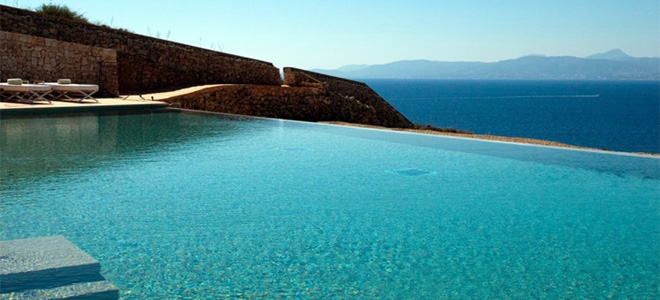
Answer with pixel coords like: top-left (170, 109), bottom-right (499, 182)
top-left (0, 5), bottom-right (282, 93)
top-left (0, 31), bottom-right (119, 96)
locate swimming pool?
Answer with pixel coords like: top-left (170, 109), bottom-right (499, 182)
top-left (1, 110), bottom-right (658, 299)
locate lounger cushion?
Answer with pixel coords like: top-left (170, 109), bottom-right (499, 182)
top-left (7, 78), bottom-right (23, 85)
top-left (57, 79), bottom-right (72, 84)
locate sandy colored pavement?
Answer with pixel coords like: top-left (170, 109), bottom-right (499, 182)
top-left (0, 97), bottom-right (166, 110)
top-left (0, 84), bottom-right (228, 110)
top-left (120, 84), bottom-right (227, 101)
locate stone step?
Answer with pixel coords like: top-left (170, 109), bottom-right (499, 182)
top-left (0, 280), bottom-right (119, 300)
top-left (0, 236), bottom-right (104, 293)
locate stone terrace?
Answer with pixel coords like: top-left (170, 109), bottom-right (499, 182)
top-left (0, 5), bottom-right (282, 94)
top-left (0, 4), bottom-right (413, 128)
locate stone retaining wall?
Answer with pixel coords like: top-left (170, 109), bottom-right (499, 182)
top-left (165, 69), bottom-right (413, 128)
top-left (0, 31), bottom-right (119, 96)
top-left (0, 5), bottom-right (282, 93)
top-left (283, 68), bottom-right (413, 128)
top-left (0, 5), bottom-right (413, 128)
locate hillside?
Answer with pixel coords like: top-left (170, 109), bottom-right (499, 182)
top-left (313, 50), bottom-right (659, 80)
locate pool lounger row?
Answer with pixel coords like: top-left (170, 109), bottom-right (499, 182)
top-left (0, 78), bottom-right (52, 104)
top-left (0, 78), bottom-right (99, 104)
top-left (48, 78), bottom-right (100, 102)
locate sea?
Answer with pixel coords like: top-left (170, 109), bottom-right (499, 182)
top-left (363, 79), bottom-right (660, 154)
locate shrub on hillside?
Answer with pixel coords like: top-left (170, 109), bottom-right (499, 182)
top-left (414, 124), bottom-right (473, 134)
top-left (34, 4), bottom-right (88, 23)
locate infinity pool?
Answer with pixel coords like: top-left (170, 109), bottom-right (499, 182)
top-left (1, 110), bottom-right (658, 299)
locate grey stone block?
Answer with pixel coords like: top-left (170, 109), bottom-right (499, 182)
top-left (0, 236), bottom-right (104, 293)
top-left (0, 281), bottom-right (119, 300)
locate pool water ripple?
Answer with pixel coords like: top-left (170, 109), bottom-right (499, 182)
top-left (1, 112), bottom-right (658, 299)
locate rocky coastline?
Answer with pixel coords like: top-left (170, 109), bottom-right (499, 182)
top-left (321, 121), bottom-right (660, 157)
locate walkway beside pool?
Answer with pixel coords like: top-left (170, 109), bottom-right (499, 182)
top-left (0, 84), bottom-right (231, 116)
top-left (0, 97), bottom-right (167, 114)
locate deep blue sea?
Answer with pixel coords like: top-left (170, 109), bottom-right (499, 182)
top-left (364, 79), bottom-right (660, 153)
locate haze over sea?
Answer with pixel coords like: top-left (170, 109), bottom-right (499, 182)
top-left (364, 79), bottom-right (660, 154)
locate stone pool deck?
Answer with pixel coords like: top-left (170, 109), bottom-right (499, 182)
top-left (0, 97), bottom-right (168, 116)
top-left (0, 236), bottom-right (118, 299)
top-left (0, 85), bottom-right (227, 116)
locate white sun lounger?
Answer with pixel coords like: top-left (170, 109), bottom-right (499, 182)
top-left (0, 79), bottom-right (52, 104)
top-left (46, 79), bottom-right (99, 102)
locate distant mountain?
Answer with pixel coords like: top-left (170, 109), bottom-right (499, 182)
top-left (586, 49), bottom-right (634, 61)
top-left (313, 50), bottom-right (659, 80)
top-left (336, 64), bottom-right (370, 72)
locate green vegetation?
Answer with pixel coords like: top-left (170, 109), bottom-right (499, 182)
top-left (34, 3), bottom-right (88, 23)
top-left (413, 124), bottom-right (473, 134)
top-left (94, 22), bottom-right (134, 33)
top-left (33, 3), bottom-right (134, 33)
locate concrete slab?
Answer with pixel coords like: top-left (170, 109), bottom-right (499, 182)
top-left (0, 98), bottom-right (168, 116)
top-left (0, 236), bottom-right (104, 293)
top-left (0, 281), bottom-right (119, 300)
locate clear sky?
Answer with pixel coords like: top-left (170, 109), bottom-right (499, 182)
top-left (5, 0), bottom-right (660, 69)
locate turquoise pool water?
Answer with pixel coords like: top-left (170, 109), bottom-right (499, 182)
top-left (1, 111), bottom-right (658, 299)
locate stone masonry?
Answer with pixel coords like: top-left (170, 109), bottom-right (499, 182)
top-left (0, 5), bottom-right (413, 128)
top-left (284, 68), bottom-right (413, 128)
top-left (0, 31), bottom-right (119, 96)
top-left (0, 5), bottom-right (282, 93)
top-left (165, 68), bottom-right (413, 128)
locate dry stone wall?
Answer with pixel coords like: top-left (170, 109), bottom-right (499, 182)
top-left (283, 68), bottom-right (413, 128)
top-left (0, 5), bottom-right (282, 93)
top-left (0, 31), bottom-right (119, 96)
top-left (165, 68), bottom-right (413, 128)
top-left (0, 5), bottom-right (413, 128)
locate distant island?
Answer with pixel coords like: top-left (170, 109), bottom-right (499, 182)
top-left (313, 49), bottom-right (660, 80)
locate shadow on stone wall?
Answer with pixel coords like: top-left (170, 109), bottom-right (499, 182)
top-left (0, 5), bottom-right (282, 94)
top-left (164, 69), bottom-right (413, 128)
top-left (0, 5), bottom-right (412, 128)
top-left (0, 31), bottom-right (119, 96)
top-left (284, 68), bottom-right (413, 128)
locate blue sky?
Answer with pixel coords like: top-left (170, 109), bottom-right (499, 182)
top-left (5, 0), bottom-right (660, 69)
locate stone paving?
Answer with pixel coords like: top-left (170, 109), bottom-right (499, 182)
top-left (0, 84), bottom-right (227, 113)
top-left (0, 97), bottom-right (167, 112)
